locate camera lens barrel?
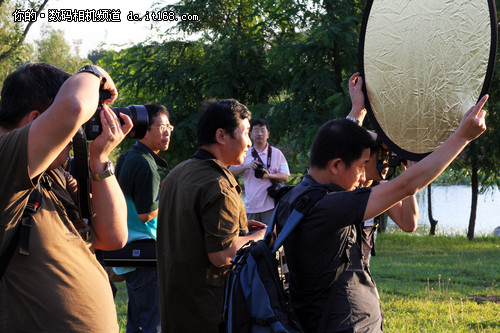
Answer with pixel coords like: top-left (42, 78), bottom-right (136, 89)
top-left (83, 105), bottom-right (149, 140)
top-left (110, 105), bottom-right (149, 139)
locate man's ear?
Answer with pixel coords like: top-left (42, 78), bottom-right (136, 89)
top-left (19, 110), bottom-right (41, 127)
top-left (328, 158), bottom-right (343, 175)
top-left (215, 128), bottom-right (226, 145)
top-left (28, 110), bottom-right (41, 122)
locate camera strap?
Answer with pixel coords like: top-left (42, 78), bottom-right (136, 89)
top-left (0, 180), bottom-right (43, 280)
top-left (72, 127), bottom-right (94, 220)
top-left (251, 144), bottom-right (272, 168)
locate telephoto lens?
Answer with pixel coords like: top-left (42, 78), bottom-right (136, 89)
top-left (83, 90), bottom-right (149, 140)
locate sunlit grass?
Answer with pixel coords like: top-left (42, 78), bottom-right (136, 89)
top-left (372, 232), bottom-right (500, 332)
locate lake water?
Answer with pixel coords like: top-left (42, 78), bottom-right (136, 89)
top-left (387, 185), bottom-right (500, 236)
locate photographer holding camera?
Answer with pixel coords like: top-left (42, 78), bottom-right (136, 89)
top-left (0, 63), bottom-right (132, 331)
top-left (230, 119), bottom-right (290, 225)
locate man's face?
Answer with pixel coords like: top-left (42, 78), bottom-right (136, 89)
top-left (250, 125), bottom-right (269, 146)
top-left (226, 119), bottom-right (251, 165)
top-left (143, 114), bottom-right (172, 153)
top-left (339, 148), bottom-right (371, 191)
top-left (366, 147), bottom-right (389, 181)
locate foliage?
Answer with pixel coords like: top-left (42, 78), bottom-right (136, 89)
top-left (0, 0), bottom-right (84, 86)
top-left (0, 0), bottom-right (38, 84)
top-left (97, 41), bottom-right (206, 166)
top-left (35, 25), bottom-right (83, 73)
top-left (0, 0), bottom-right (49, 62)
top-left (101, 0), bottom-right (368, 172)
top-left (263, 0), bottom-right (366, 167)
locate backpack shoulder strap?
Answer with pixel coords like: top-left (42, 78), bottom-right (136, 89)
top-left (317, 224), bottom-right (357, 333)
top-left (267, 188), bottom-right (326, 253)
top-left (0, 183), bottom-right (43, 280)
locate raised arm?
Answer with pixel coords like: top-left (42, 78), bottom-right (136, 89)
top-left (384, 162), bottom-right (418, 232)
top-left (347, 72), bottom-right (368, 123)
top-left (364, 95), bottom-right (488, 221)
top-left (28, 66), bottom-right (118, 179)
top-left (89, 106), bottom-right (133, 250)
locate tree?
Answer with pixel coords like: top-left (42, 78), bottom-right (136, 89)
top-left (0, 0), bottom-right (41, 85)
top-left (0, 0), bottom-right (49, 63)
top-left (34, 25), bottom-right (83, 73)
top-left (427, 183), bottom-right (438, 235)
top-left (97, 41), bottom-right (206, 167)
top-left (101, 0), bottom-right (368, 173)
top-left (456, 0), bottom-right (500, 240)
top-left (261, 0), bottom-right (367, 166)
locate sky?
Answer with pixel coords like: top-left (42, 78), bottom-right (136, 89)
top-left (25, 0), bottom-right (178, 57)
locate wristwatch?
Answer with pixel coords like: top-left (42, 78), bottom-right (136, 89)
top-left (76, 65), bottom-right (106, 85)
top-left (91, 161), bottom-right (114, 181)
top-left (346, 116), bottom-right (362, 126)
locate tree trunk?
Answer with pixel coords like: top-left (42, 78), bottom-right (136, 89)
top-left (378, 213), bottom-right (387, 232)
top-left (428, 183), bottom-right (438, 235)
top-left (467, 160), bottom-right (478, 241)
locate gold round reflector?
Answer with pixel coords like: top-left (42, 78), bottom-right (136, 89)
top-left (361, 0), bottom-right (496, 159)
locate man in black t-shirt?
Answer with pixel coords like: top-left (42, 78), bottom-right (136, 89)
top-left (276, 93), bottom-right (488, 332)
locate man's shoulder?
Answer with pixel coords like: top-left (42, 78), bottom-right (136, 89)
top-left (118, 148), bottom-right (153, 170)
top-left (168, 158), bottom-right (227, 181)
top-left (124, 145), bottom-right (153, 161)
top-left (0, 125), bottom-right (29, 151)
top-left (165, 158), bottom-right (238, 193)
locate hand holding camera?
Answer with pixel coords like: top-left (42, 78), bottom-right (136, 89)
top-left (254, 161), bottom-right (266, 178)
top-left (89, 105), bottom-right (133, 166)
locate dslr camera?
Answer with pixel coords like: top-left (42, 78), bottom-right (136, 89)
top-left (387, 151), bottom-right (406, 168)
top-left (254, 162), bottom-right (265, 179)
top-left (84, 90), bottom-right (150, 140)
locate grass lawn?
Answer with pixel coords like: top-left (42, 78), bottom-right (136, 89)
top-left (114, 232), bottom-right (500, 332)
top-left (372, 232), bottom-right (500, 332)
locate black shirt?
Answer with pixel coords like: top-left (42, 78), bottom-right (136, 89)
top-left (276, 174), bottom-right (383, 332)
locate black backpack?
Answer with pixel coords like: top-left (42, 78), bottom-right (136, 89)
top-left (220, 189), bottom-right (326, 333)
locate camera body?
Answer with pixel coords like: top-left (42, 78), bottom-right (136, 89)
top-left (387, 151), bottom-right (406, 168)
top-left (254, 162), bottom-right (265, 179)
top-left (83, 90), bottom-right (150, 140)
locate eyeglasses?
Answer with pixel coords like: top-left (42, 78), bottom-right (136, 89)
top-left (150, 124), bottom-right (174, 133)
top-left (252, 128), bottom-right (268, 134)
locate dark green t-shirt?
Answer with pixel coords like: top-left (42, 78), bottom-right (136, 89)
top-left (116, 141), bottom-right (167, 216)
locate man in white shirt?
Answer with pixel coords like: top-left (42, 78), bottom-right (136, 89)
top-left (230, 119), bottom-right (290, 225)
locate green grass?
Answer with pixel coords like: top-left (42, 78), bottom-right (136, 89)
top-left (372, 232), bottom-right (500, 332)
top-left (114, 233), bottom-right (500, 332)
top-left (113, 277), bottom-right (127, 332)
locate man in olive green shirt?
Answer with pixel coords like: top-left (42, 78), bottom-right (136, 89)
top-left (0, 63), bottom-right (131, 332)
top-left (157, 99), bottom-right (266, 333)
